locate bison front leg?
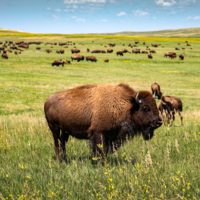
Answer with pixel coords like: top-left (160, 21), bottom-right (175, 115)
top-left (178, 110), bottom-right (184, 126)
top-left (90, 134), bottom-right (104, 159)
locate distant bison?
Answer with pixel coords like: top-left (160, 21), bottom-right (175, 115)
top-left (1, 53), bottom-right (8, 59)
top-left (151, 82), bottom-right (162, 99)
top-left (71, 54), bottom-right (84, 62)
top-left (71, 49), bottom-right (80, 54)
top-left (104, 58), bottom-right (109, 62)
top-left (65, 60), bottom-right (71, 64)
top-left (179, 54), bottom-right (184, 60)
top-left (60, 49), bottom-right (64, 54)
top-left (44, 83), bottom-right (162, 163)
top-left (86, 56), bottom-right (97, 62)
top-left (52, 60), bottom-right (64, 67)
top-left (158, 96), bottom-right (183, 126)
top-left (116, 51), bottom-right (123, 56)
top-left (46, 49), bottom-right (52, 53)
top-left (150, 50), bottom-right (156, 53)
top-left (148, 53), bottom-right (153, 59)
top-left (107, 49), bottom-right (113, 53)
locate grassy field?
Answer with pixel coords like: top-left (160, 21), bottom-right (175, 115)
top-left (0, 33), bottom-right (200, 199)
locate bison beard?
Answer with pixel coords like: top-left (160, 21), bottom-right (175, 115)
top-left (44, 83), bottom-right (162, 163)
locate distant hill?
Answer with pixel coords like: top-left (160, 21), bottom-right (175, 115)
top-left (98, 27), bottom-right (200, 38)
top-left (1, 27), bottom-right (200, 38)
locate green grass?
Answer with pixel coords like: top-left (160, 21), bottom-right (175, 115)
top-left (0, 35), bottom-right (200, 199)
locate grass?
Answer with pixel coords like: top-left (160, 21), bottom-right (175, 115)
top-left (0, 34), bottom-right (200, 199)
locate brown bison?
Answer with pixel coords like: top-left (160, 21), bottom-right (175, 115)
top-left (158, 96), bottom-right (183, 126)
top-left (46, 49), bottom-right (52, 53)
top-left (148, 53), bottom-right (153, 59)
top-left (179, 54), bottom-right (184, 60)
top-left (150, 50), bottom-right (156, 53)
top-left (44, 83), bottom-right (162, 163)
top-left (164, 52), bottom-right (176, 58)
top-left (151, 82), bottom-right (162, 99)
top-left (65, 60), bottom-right (71, 64)
top-left (56, 51), bottom-right (60, 54)
top-left (14, 51), bottom-right (18, 55)
top-left (1, 53), bottom-right (8, 59)
top-left (60, 49), bottom-right (64, 54)
top-left (175, 47), bottom-right (180, 50)
top-left (142, 51), bottom-right (148, 54)
top-left (132, 49), bottom-right (140, 54)
top-left (87, 48), bottom-right (90, 52)
top-left (116, 51), bottom-right (123, 56)
top-left (36, 47), bottom-right (41, 50)
top-left (86, 56), bottom-right (97, 62)
top-left (52, 60), bottom-right (65, 67)
top-left (71, 54), bottom-right (84, 62)
top-left (171, 54), bottom-right (177, 59)
top-left (71, 49), bottom-right (80, 54)
top-left (104, 59), bottom-right (109, 62)
top-left (107, 49), bottom-right (113, 53)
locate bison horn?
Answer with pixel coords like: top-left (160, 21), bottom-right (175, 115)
top-left (161, 100), bottom-right (166, 105)
top-left (171, 100), bottom-right (173, 105)
top-left (153, 91), bottom-right (156, 98)
top-left (136, 92), bottom-right (142, 104)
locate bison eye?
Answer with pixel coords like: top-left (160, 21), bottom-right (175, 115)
top-left (142, 106), bottom-right (150, 113)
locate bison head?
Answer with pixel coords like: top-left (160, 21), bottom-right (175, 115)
top-left (161, 96), bottom-right (174, 120)
top-left (129, 91), bottom-right (162, 140)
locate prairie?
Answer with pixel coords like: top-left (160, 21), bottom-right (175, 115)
top-left (0, 32), bottom-right (200, 199)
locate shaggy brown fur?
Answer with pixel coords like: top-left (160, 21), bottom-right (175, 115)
top-left (71, 54), bottom-right (84, 62)
top-left (151, 82), bottom-right (162, 99)
top-left (44, 83), bottom-right (162, 163)
top-left (86, 56), bottom-right (97, 62)
top-left (158, 96), bottom-right (183, 127)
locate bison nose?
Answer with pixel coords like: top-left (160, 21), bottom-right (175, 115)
top-left (150, 120), bottom-right (163, 128)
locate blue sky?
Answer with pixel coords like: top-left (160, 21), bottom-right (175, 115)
top-left (0, 0), bottom-right (200, 33)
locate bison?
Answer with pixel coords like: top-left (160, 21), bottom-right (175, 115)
top-left (71, 49), bottom-right (80, 54)
top-left (148, 53), bottom-right (153, 59)
top-left (150, 50), bottom-right (156, 53)
top-left (164, 52), bottom-right (176, 58)
top-left (46, 49), bottom-right (52, 53)
top-left (107, 49), bottom-right (113, 53)
top-left (52, 60), bottom-right (64, 67)
top-left (179, 54), bottom-right (184, 60)
top-left (86, 56), bottom-right (97, 62)
top-left (1, 53), bottom-right (8, 59)
top-left (64, 60), bottom-right (71, 64)
top-left (116, 51), bottom-right (123, 56)
top-left (158, 96), bottom-right (183, 126)
top-left (104, 59), bottom-right (109, 62)
top-left (60, 49), bottom-right (64, 54)
top-left (44, 83), bottom-right (162, 163)
top-left (151, 82), bottom-right (162, 99)
top-left (71, 54), bottom-right (84, 62)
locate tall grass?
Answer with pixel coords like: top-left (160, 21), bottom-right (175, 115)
top-left (0, 35), bottom-right (200, 199)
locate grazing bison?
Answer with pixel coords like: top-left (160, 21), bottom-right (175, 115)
top-left (46, 49), bottom-right (52, 53)
top-left (52, 60), bottom-right (64, 67)
top-left (148, 53), bottom-right (153, 59)
top-left (1, 53), bottom-right (8, 59)
top-left (150, 50), bottom-right (156, 53)
top-left (14, 51), bottom-right (18, 55)
top-left (71, 54), bottom-right (84, 62)
top-left (164, 52), bottom-right (176, 58)
top-left (107, 49), bottom-right (113, 53)
top-left (104, 58), bottom-right (109, 62)
top-left (132, 49), bottom-right (140, 54)
top-left (179, 54), bottom-right (184, 60)
top-left (142, 51), bottom-right (148, 54)
top-left (171, 54), bottom-right (177, 59)
top-left (175, 48), bottom-right (180, 50)
top-left (86, 56), bottom-right (97, 62)
top-left (71, 49), bottom-right (80, 54)
top-left (44, 83), bottom-right (162, 163)
top-left (151, 82), bottom-right (162, 99)
top-left (56, 51), bottom-right (60, 54)
top-left (87, 48), bottom-right (90, 52)
top-left (36, 47), bottom-right (41, 50)
top-left (158, 96), bottom-right (183, 126)
top-left (116, 51), bottom-right (123, 56)
top-left (187, 44), bottom-right (191, 46)
top-left (65, 60), bottom-right (71, 64)
top-left (60, 49), bottom-right (64, 54)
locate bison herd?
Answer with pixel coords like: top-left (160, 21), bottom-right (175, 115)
top-left (0, 40), bottom-right (190, 63)
top-left (45, 81), bottom-right (183, 164)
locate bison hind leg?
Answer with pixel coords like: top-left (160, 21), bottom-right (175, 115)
top-left (60, 130), bottom-right (69, 164)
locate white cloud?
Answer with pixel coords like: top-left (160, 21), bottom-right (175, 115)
top-left (76, 18), bottom-right (86, 22)
top-left (153, 17), bottom-right (156, 19)
top-left (170, 11), bottom-right (176, 14)
top-left (187, 16), bottom-right (200, 20)
top-left (52, 15), bottom-right (58, 18)
top-left (117, 11), bottom-right (126, 16)
top-left (133, 9), bottom-right (148, 16)
top-left (47, 7), bottom-right (51, 10)
top-left (155, 0), bottom-right (176, 6)
top-left (121, 20), bottom-right (127, 23)
top-left (96, 19), bottom-right (107, 22)
top-left (71, 16), bottom-right (77, 18)
top-left (64, 0), bottom-right (106, 4)
top-left (55, 9), bottom-right (61, 12)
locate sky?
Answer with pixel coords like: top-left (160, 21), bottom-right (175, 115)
top-left (0, 0), bottom-right (200, 34)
